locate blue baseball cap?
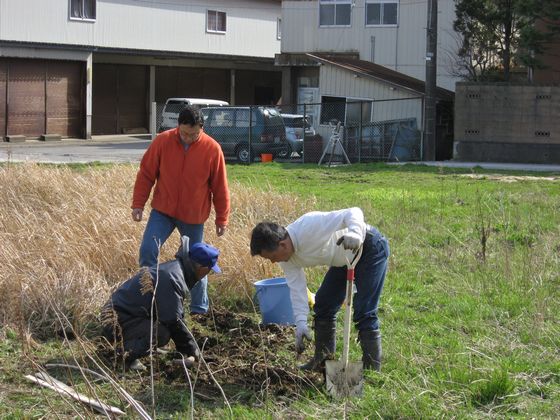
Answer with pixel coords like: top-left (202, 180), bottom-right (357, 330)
top-left (189, 243), bottom-right (221, 273)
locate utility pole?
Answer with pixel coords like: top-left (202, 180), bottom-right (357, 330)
top-left (423, 0), bottom-right (437, 161)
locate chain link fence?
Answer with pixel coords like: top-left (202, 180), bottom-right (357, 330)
top-left (151, 97), bottom-right (423, 164)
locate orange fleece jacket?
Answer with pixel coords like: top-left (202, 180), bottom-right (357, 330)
top-left (132, 128), bottom-right (230, 226)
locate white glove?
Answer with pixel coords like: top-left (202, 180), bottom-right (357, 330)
top-left (295, 320), bottom-right (312, 354)
top-left (336, 231), bottom-right (362, 251)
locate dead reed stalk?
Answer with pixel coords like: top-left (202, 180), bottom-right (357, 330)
top-left (0, 163), bottom-right (314, 338)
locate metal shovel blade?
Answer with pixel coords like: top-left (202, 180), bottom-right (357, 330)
top-left (325, 360), bottom-right (364, 398)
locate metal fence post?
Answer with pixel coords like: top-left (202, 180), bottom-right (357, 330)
top-left (150, 102), bottom-right (157, 140)
top-left (420, 97), bottom-right (425, 161)
top-left (303, 103), bottom-right (307, 164)
top-left (249, 105), bottom-right (252, 165)
top-left (359, 101), bottom-right (363, 164)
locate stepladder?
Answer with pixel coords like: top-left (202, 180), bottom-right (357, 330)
top-left (318, 120), bottom-right (351, 166)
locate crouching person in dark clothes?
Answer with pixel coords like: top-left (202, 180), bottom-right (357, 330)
top-left (101, 236), bottom-right (221, 371)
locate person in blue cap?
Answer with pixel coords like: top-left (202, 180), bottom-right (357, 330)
top-left (101, 236), bottom-right (221, 371)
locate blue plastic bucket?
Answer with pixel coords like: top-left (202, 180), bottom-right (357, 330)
top-left (254, 277), bottom-right (295, 325)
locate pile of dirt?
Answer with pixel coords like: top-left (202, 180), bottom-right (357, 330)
top-left (99, 307), bottom-right (321, 402)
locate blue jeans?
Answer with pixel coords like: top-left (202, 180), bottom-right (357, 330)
top-left (139, 209), bottom-right (209, 314)
top-left (314, 227), bottom-right (389, 332)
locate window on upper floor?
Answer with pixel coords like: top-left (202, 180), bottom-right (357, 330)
top-left (207, 10), bottom-right (227, 34)
top-left (366, 0), bottom-right (398, 26)
top-left (69, 0), bottom-right (96, 21)
top-left (319, 0), bottom-right (352, 27)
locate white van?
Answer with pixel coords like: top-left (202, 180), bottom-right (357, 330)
top-left (159, 98), bottom-right (229, 131)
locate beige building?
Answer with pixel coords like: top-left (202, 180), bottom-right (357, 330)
top-left (0, 0), bottom-right (282, 139)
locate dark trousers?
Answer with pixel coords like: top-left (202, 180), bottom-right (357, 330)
top-left (314, 227), bottom-right (389, 331)
top-left (102, 314), bottom-right (171, 361)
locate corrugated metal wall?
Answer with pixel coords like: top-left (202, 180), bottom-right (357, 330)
top-left (0, 58), bottom-right (84, 138)
top-left (320, 64), bottom-right (421, 100)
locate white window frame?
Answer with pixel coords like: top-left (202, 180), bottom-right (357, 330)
top-left (69, 0), bottom-right (96, 22)
top-left (277, 18), bottom-right (282, 40)
top-left (319, 0), bottom-right (352, 28)
top-left (365, 0), bottom-right (399, 27)
top-left (206, 10), bottom-right (227, 34)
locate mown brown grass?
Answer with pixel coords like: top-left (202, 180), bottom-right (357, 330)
top-left (0, 163), bottom-right (315, 338)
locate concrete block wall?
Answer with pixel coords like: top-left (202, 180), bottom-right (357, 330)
top-left (454, 83), bottom-right (560, 163)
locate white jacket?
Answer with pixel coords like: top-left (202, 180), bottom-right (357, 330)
top-left (279, 207), bottom-right (367, 325)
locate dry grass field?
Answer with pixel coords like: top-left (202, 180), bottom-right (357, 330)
top-left (0, 162), bottom-right (314, 339)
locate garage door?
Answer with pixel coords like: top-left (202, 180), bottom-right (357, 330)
top-left (92, 64), bottom-right (148, 135)
top-left (0, 58), bottom-right (84, 138)
top-left (7, 60), bottom-right (46, 137)
top-left (47, 61), bottom-right (84, 137)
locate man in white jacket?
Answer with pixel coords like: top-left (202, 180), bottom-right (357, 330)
top-left (250, 207), bottom-right (389, 372)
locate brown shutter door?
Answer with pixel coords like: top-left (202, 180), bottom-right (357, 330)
top-left (155, 66), bottom-right (229, 104)
top-left (92, 64), bottom-right (118, 135)
top-left (93, 64), bottom-right (148, 134)
top-left (46, 61), bottom-right (84, 137)
top-left (155, 66), bottom-right (175, 103)
top-left (7, 59), bottom-right (46, 137)
top-left (117, 65), bottom-right (147, 133)
top-left (0, 59), bottom-right (6, 138)
top-left (175, 68), bottom-right (204, 98)
top-left (201, 68), bottom-right (228, 99)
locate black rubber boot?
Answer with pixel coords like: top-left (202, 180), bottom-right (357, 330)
top-left (299, 319), bottom-right (336, 371)
top-left (359, 329), bottom-right (382, 371)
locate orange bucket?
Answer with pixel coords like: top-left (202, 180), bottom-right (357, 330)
top-left (261, 153), bottom-right (273, 163)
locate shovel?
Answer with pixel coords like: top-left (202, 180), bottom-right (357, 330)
top-left (325, 245), bottom-right (364, 399)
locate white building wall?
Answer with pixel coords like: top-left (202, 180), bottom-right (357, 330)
top-left (320, 64), bottom-right (420, 100)
top-left (282, 0), bottom-right (459, 91)
top-left (0, 0), bottom-right (280, 58)
top-left (319, 65), bottom-right (423, 126)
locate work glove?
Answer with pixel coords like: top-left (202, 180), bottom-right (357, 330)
top-left (295, 320), bottom-right (312, 354)
top-left (336, 231), bottom-right (362, 251)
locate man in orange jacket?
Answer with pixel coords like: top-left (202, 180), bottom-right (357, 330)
top-left (131, 105), bottom-right (230, 314)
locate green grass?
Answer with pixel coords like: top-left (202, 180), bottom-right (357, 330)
top-left (226, 162), bottom-right (560, 418)
top-left (1, 162), bottom-right (559, 418)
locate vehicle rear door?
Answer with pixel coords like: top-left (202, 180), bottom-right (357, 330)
top-left (204, 108), bottom-right (236, 155)
top-left (234, 108), bottom-right (257, 148)
top-left (162, 100), bottom-right (187, 129)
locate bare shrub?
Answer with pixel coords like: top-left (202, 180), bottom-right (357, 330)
top-left (0, 163), bottom-right (315, 337)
